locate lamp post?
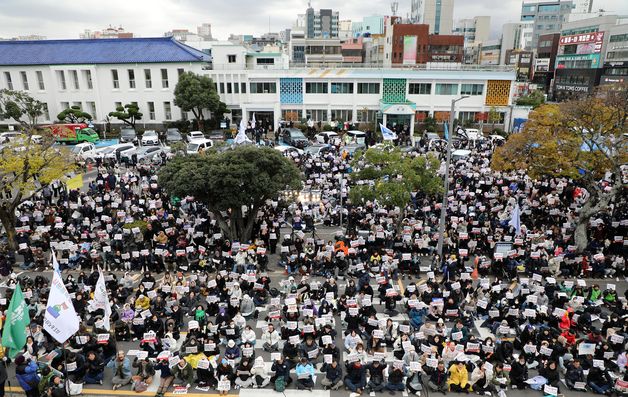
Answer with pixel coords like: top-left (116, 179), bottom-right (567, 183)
top-left (436, 96), bottom-right (469, 261)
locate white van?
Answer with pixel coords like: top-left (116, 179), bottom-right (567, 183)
top-left (463, 128), bottom-right (483, 141)
top-left (187, 138), bottom-right (213, 154)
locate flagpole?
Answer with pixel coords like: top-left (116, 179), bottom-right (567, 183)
top-left (4, 360), bottom-right (14, 397)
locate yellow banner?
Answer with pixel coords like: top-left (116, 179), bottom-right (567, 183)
top-left (66, 174), bottom-right (83, 191)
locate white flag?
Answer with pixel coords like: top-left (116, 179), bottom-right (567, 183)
top-left (251, 112), bottom-right (256, 128)
top-left (234, 118), bottom-right (251, 145)
top-left (51, 249), bottom-right (59, 271)
top-left (93, 268), bottom-right (112, 331)
top-left (44, 271), bottom-right (80, 343)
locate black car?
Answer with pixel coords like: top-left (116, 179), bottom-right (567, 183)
top-left (166, 128), bottom-right (184, 144)
top-left (282, 128), bottom-right (310, 148)
top-left (119, 128), bottom-right (137, 144)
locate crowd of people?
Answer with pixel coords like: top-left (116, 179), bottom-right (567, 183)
top-left (0, 129), bottom-right (626, 397)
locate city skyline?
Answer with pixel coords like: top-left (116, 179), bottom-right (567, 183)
top-left (2, 0), bottom-right (626, 41)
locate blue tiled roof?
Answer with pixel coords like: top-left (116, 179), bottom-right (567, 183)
top-left (0, 37), bottom-right (210, 66)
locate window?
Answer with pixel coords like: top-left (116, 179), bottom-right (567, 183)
top-left (306, 109), bottom-right (328, 122)
top-left (20, 71), bottom-right (29, 90)
top-left (87, 101), bottom-right (96, 118)
top-left (234, 82), bottom-right (239, 94)
top-left (256, 58), bottom-right (275, 65)
top-left (70, 70), bottom-right (79, 89)
top-left (114, 102), bottom-right (122, 110)
top-left (610, 33), bottom-right (628, 42)
top-left (4, 72), bottom-right (12, 90)
top-left (36, 71), bottom-right (45, 90)
top-left (61, 101), bottom-right (70, 111)
top-left (42, 103), bottom-right (50, 121)
top-left (164, 102), bottom-right (172, 120)
top-left (250, 82), bottom-right (276, 93)
top-left (83, 70), bottom-right (93, 89)
top-left (460, 84), bottom-right (484, 95)
top-left (147, 102), bottom-right (155, 120)
top-left (161, 69), bottom-right (169, 88)
top-left (282, 109), bottom-right (301, 122)
top-left (357, 83), bottom-right (380, 94)
top-left (128, 69), bottom-right (136, 89)
top-left (181, 110), bottom-right (188, 120)
top-left (241, 82), bottom-right (247, 93)
top-left (57, 71), bottom-right (66, 90)
top-left (330, 82), bottom-right (353, 94)
top-left (356, 109), bottom-right (377, 122)
top-left (144, 69), bottom-right (152, 88)
top-left (331, 109), bottom-right (352, 121)
top-left (227, 83), bottom-right (232, 94)
top-left (408, 83), bottom-right (432, 95)
top-left (305, 82), bottom-right (328, 94)
top-left (72, 101), bottom-right (81, 108)
top-left (219, 83), bottom-right (225, 94)
top-left (111, 70), bottom-right (119, 89)
top-left (177, 68), bottom-right (184, 76)
top-left (228, 55), bottom-right (237, 63)
top-left (435, 83), bottom-right (458, 95)
top-left (458, 111), bottom-right (478, 122)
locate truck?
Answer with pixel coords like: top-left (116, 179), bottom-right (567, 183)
top-left (44, 123), bottom-right (100, 144)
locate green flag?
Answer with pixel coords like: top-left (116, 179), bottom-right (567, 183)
top-left (1, 284), bottom-right (30, 358)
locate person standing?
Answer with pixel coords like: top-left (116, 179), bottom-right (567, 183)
top-left (15, 355), bottom-right (40, 397)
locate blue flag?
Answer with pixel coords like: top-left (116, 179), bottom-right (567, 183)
top-left (444, 123), bottom-right (449, 140)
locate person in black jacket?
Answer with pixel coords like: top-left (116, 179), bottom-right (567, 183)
top-left (509, 355), bottom-right (528, 389)
top-left (539, 361), bottom-right (560, 390)
top-left (270, 356), bottom-right (292, 387)
top-left (83, 351), bottom-right (105, 385)
top-left (366, 360), bottom-right (386, 392)
top-left (344, 361), bottom-right (366, 394)
top-left (321, 359), bottom-right (343, 390)
top-left (427, 362), bottom-right (448, 394)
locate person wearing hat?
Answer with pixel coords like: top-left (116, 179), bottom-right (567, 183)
top-left (224, 339), bottom-right (241, 365)
top-left (250, 356), bottom-right (271, 388)
top-left (15, 354), bottom-right (40, 397)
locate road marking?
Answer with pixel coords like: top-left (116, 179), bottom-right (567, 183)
top-left (6, 386), bottom-right (222, 397)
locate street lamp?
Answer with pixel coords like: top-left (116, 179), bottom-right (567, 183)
top-left (436, 96), bottom-right (469, 261)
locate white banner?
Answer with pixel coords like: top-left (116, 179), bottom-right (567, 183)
top-left (93, 269), bottom-right (112, 330)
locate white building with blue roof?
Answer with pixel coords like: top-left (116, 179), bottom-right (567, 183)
top-left (0, 37), bottom-right (518, 135)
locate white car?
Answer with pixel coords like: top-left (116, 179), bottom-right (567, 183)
top-left (188, 131), bottom-right (205, 141)
top-left (315, 131), bottom-right (339, 144)
top-left (346, 130), bottom-right (367, 144)
top-left (460, 128), bottom-right (483, 141)
top-left (101, 143), bottom-right (136, 160)
top-left (141, 130), bottom-right (159, 146)
top-left (82, 146), bottom-right (114, 162)
top-left (0, 132), bottom-right (22, 143)
top-left (71, 142), bottom-right (96, 158)
top-left (275, 145), bottom-right (304, 157)
top-left (187, 138), bottom-right (213, 154)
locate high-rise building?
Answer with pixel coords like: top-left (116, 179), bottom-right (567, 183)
top-left (453, 16), bottom-right (491, 45)
top-left (384, 20), bottom-right (463, 66)
top-left (197, 23), bottom-right (213, 40)
top-left (352, 16), bottom-right (386, 37)
top-left (80, 25), bottom-right (133, 39)
top-left (305, 4), bottom-right (339, 38)
top-left (422, 0), bottom-right (454, 35)
top-left (339, 20), bottom-right (353, 40)
top-left (521, 1), bottom-right (574, 48)
top-left (501, 22), bottom-right (534, 63)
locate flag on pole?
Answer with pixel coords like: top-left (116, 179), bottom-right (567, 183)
top-left (44, 270), bottom-right (80, 343)
top-left (251, 112), bottom-right (256, 128)
top-left (508, 204), bottom-right (521, 235)
top-left (51, 249), bottom-right (59, 271)
top-left (234, 118), bottom-right (251, 145)
top-left (379, 123), bottom-right (397, 141)
top-left (444, 123), bottom-right (449, 140)
top-left (1, 284), bottom-right (30, 358)
top-left (93, 268), bottom-right (112, 331)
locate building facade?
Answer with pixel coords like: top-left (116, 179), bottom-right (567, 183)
top-left (453, 16), bottom-right (491, 64)
top-left (531, 33), bottom-right (560, 91)
top-left (305, 6), bottom-right (339, 39)
top-left (352, 16), bottom-right (386, 37)
top-left (0, 38), bottom-right (209, 128)
top-left (521, 0), bottom-right (574, 49)
top-left (385, 23), bottom-right (463, 66)
top-left (601, 24), bottom-right (628, 86)
top-left (422, 0), bottom-right (454, 35)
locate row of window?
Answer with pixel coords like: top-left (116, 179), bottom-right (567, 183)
top-left (4, 70), bottom-right (47, 91)
top-left (238, 82), bottom-right (485, 96)
top-left (111, 68), bottom-right (181, 90)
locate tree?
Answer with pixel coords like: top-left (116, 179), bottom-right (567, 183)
top-left (57, 105), bottom-right (92, 123)
top-left (159, 146), bottom-right (302, 241)
top-left (492, 93), bottom-right (627, 252)
top-left (516, 90), bottom-right (546, 108)
top-left (423, 116), bottom-right (437, 132)
top-left (0, 90), bottom-right (76, 250)
top-left (349, 145), bottom-right (442, 231)
top-left (108, 103), bottom-right (142, 130)
top-left (173, 72), bottom-right (226, 132)
top-left (488, 106), bottom-right (502, 132)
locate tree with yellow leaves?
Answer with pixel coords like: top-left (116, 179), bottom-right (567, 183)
top-left (0, 89), bottom-right (76, 250)
top-left (492, 87), bottom-right (627, 252)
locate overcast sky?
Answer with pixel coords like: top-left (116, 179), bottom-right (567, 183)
top-left (1, 0), bottom-right (626, 40)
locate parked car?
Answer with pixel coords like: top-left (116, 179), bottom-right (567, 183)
top-left (342, 143), bottom-right (366, 155)
top-left (119, 128), bottom-right (138, 144)
top-left (458, 127), bottom-right (483, 141)
top-left (102, 143), bottom-right (136, 160)
top-left (346, 130), bottom-right (367, 144)
top-left (303, 143), bottom-right (333, 156)
top-left (71, 142), bottom-right (96, 158)
top-left (0, 132), bottom-right (22, 143)
top-left (166, 128), bottom-right (184, 143)
top-left (188, 131), bottom-right (205, 141)
top-left (315, 131), bottom-right (339, 144)
top-left (187, 138), bottom-right (213, 154)
top-left (275, 145), bottom-right (304, 157)
top-left (141, 130), bottom-right (159, 146)
top-left (82, 146), bottom-right (115, 162)
top-left (282, 128), bottom-right (309, 148)
top-left (122, 146), bottom-right (169, 163)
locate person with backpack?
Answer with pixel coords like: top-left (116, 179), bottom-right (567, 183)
top-left (271, 355), bottom-right (292, 391)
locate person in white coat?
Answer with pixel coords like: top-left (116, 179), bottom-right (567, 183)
top-left (262, 324), bottom-right (281, 352)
